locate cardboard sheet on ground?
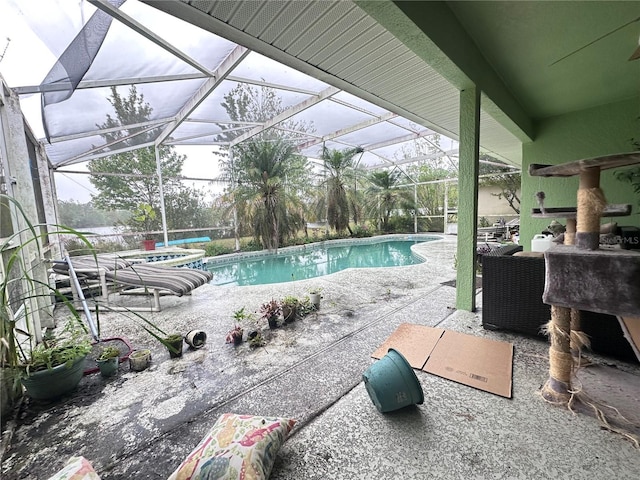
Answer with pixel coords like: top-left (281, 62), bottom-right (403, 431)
top-left (372, 323), bottom-right (514, 398)
top-left (619, 317), bottom-right (640, 362)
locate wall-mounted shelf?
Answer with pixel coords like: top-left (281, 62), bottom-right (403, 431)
top-left (531, 204), bottom-right (631, 219)
top-left (529, 152), bottom-right (640, 177)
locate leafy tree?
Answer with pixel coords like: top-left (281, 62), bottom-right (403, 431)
top-left (88, 86), bottom-right (211, 233)
top-left (215, 82), bottom-right (314, 145)
top-left (57, 200), bottom-right (129, 228)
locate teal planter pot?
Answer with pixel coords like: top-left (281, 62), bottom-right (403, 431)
top-left (21, 355), bottom-right (87, 401)
top-left (97, 357), bottom-right (119, 377)
top-left (363, 348), bottom-right (424, 413)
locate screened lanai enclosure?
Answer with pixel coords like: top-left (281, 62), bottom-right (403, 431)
top-left (0, 0), bottom-right (520, 246)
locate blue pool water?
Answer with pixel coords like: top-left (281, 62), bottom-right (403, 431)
top-left (207, 237), bottom-right (437, 287)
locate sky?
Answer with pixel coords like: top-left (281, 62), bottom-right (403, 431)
top-left (0, 0), bottom-right (224, 204)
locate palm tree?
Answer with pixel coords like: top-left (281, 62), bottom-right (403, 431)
top-left (230, 139), bottom-right (307, 251)
top-left (366, 169), bottom-right (405, 232)
top-left (320, 146), bottom-right (363, 235)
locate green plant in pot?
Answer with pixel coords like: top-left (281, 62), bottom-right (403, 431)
top-left (20, 321), bottom-right (93, 401)
top-left (281, 296), bottom-right (299, 323)
top-left (96, 345), bottom-right (120, 377)
top-left (131, 203), bottom-right (157, 251)
top-left (0, 194), bottom-right (169, 406)
top-left (308, 288), bottom-right (323, 310)
top-left (1, 194), bottom-right (97, 405)
top-left (225, 307), bottom-right (253, 346)
top-left (164, 334), bottom-right (184, 358)
top-left (260, 299), bottom-right (281, 329)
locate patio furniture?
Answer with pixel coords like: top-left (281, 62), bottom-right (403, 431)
top-left (52, 254), bottom-right (213, 312)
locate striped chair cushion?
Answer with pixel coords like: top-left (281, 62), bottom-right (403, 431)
top-left (106, 264), bottom-right (213, 296)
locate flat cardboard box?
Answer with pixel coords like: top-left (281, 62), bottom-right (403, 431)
top-left (371, 324), bottom-right (444, 369)
top-left (372, 323), bottom-right (514, 398)
top-left (619, 316), bottom-right (640, 362)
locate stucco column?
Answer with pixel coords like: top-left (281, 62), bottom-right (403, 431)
top-left (455, 87), bottom-right (480, 311)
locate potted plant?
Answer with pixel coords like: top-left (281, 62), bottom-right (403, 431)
top-left (129, 349), bottom-right (152, 372)
top-left (225, 325), bottom-right (244, 346)
top-left (260, 299), bottom-right (281, 329)
top-left (164, 333), bottom-right (184, 358)
top-left (281, 296), bottom-right (299, 323)
top-left (132, 203), bottom-right (157, 251)
top-left (0, 194), bottom-right (169, 407)
top-left (225, 307), bottom-right (254, 346)
top-left (1, 194), bottom-right (98, 405)
top-left (20, 321), bottom-right (93, 400)
top-left (96, 345), bottom-right (120, 377)
top-left (308, 288), bottom-right (323, 310)
top-left (248, 332), bottom-right (266, 349)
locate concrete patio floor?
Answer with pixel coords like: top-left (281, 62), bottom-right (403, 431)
top-left (1, 236), bottom-right (639, 478)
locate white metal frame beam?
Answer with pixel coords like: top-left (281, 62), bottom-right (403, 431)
top-left (297, 112), bottom-right (397, 150)
top-left (155, 45), bottom-right (250, 146)
top-left (230, 86), bottom-right (340, 147)
top-left (47, 117), bottom-right (174, 144)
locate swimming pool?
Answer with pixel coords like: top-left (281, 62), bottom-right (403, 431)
top-left (206, 235), bottom-right (439, 286)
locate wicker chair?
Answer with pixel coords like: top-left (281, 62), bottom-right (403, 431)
top-left (481, 244), bottom-right (637, 362)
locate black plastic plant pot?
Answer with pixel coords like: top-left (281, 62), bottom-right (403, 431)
top-left (165, 335), bottom-right (184, 358)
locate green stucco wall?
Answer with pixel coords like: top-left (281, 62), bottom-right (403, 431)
top-left (521, 97), bottom-right (640, 249)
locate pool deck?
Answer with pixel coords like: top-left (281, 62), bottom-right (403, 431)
top-left (2, 236), bottom-right (639, 478)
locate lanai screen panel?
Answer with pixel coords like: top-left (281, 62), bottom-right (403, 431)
top-left (1, 0), bottom-right (462, 172)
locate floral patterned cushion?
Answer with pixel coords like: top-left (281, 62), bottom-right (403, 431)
top-left (167, 413), bottom-right (296, 480)
top-left (47, 457), bottom-right (100, 480)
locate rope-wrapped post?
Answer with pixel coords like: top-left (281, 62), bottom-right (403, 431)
top-left (575, 168), bottom-right (605, 250)
top-left (542, 305), bottom-right (573, 404)
top-left (564, 218), bottom-right (590, 362)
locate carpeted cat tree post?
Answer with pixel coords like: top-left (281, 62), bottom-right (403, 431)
top-left (542, 167), bottom-right (604, 403)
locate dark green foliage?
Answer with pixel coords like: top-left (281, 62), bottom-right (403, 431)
top-left (366, 169), bottom-right (408, 232)
top-left (204, 242), bottom-right (235, 257)
top-left (229, 139), bottom-right (307, 251)
top-left (320, 146), bottom-right (363, 235)
top-left (615, 167), bottom-right (640, 207)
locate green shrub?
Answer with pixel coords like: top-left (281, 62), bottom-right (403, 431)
top-left (204, 242), bottom-right (234, 257)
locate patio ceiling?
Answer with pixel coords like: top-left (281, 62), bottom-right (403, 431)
top-left (147, 0), bottom-right (638, 164)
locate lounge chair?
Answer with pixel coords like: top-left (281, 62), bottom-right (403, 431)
top-left (52, 254), bottom-right (213, 312)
